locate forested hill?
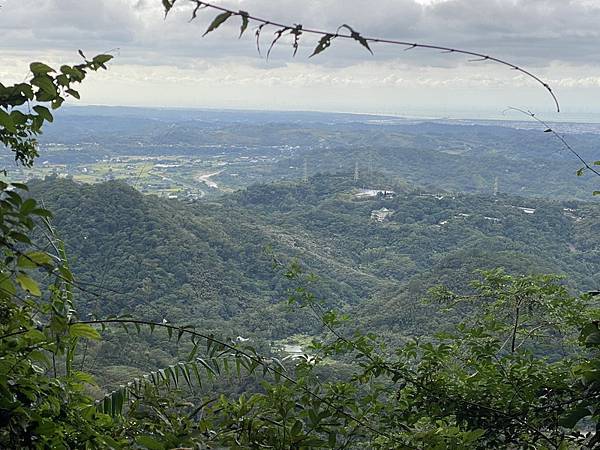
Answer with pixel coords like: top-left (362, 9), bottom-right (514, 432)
top-left (29, 174), bottom-right (599, 343)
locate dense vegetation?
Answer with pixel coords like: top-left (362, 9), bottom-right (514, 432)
top-left (28, 174), bottom-right (599, 342)
top-left (2, 2), bottom-right (600, 448)
top-left (0, 168), bottom-right (595, 448)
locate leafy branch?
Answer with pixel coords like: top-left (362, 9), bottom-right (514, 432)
top-left (281, 262), bottom-right (573, 448)
top-left (0, 52), bottom-right (113, 167)
top-left (73, 318), bottom-right (398, 445)
top-left (162, 0), bottom-right (560, 112)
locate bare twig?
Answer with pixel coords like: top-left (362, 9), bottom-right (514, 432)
top-left (505, 107), bottom-right (600, 178)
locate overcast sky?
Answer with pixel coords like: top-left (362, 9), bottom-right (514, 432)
top-left (1, 0), bottom-right (600, 120)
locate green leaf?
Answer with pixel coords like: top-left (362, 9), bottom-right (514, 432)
top-left (59, 265), bottom-right (74, 282)
top-left (10, 110), bottom-right (28, 125)
top-left (593, 191), bottom-right (600, 196)
top-left (0, 276), bottom-right (16, 297)
top-left (8, 231), bottom-right (31, 244)
top-left (203, 11), bottom-right (233, 36)
top-left (31, 208), bottom-right (53, 218)
top-left (328, 432), bottom-right (337, 447)
top-left (66, 88), bottom-right (80, 99)
top-left (74, 371), bottom-right (96, 385)
top-left (585, 332), bottom-right (600, 345)
top-left (0, 108), bottom-right (16, 133)
top-left (20, 197), bottom-right (37, 214)
top-left (32, 75), bottom-right (57, 97)
top-left (25, 329), bottom-right (46, 343)
top-left (33, 105), bottom-right (54, 123)
top-left (112, 388), bottom-right (124, 416)
top-left (10, 182), bottom-right (29, 191)
top-left (291, 419), bottom-right (303, 436)
top-left (17, 83), bottom-right (34, 99)
top-left (187, 343), bottom-right (199, 361)
top-left (197, 358), bottom-right (217, 377)
top-left (239, 11), bottom-right (249, 37)
top-left (191, 363), bottom-right (203, 388)
top-left (27, 251), bottom-right (53, 266)
top-left (56, 74), bottom-right (69, 87)
top-left (576, 167), bottom-right (585, 176)
top-left (61, 65), bottom-right (84, 81)
top-left (136, 435), bottom-right (165, 450)
top-left (51, 96), bottom-right (64, 110)
top-left (69, 323), bottom-right (101, 340)
top-left (16, 273), bottom-right (41, 296)
top-left (180, 363), bottom-right (192, 388)
top-left (170, 365), bottom-right (179, 387)
top-left (17, 251), bottom-right (52, 269)
top-left (30, 62), bottom-right (55, 74)
top-left (92, 54), bottom-right (113, 66)
top-left (559, 406), bottom-right (590, 428)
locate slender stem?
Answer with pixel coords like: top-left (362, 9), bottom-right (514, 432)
top-left (182, 0), bottom-right (560, 112)
top-left (511, 306), bottom-right (520, 353)
top-left (506, 107), bottom-right (600, 178)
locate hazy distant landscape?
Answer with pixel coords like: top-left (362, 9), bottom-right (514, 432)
top-left (12, 106), bottom-right (598, 201)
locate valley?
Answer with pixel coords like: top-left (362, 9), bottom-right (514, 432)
top-left (27, 165), bottom-right (600, 384)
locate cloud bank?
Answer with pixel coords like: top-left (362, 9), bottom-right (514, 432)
top-left (1, 0), bottom-right (599, 117)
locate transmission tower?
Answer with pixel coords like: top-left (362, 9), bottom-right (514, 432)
top-left (302, 158), bottom-right (308, 183)
top-left (493, 176), bottom-right (499, 196)
top-left (354, 161), bottom-right (359, 182)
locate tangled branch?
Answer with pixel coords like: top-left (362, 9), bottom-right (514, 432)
top-left (163, 0), bottom-right (560, 112)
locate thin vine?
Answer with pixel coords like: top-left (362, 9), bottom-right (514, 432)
top-left (162, 0), bottom-right (560, 112)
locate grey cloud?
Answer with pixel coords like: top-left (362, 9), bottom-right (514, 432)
top-left (1, 0), bottom-right (600, 70)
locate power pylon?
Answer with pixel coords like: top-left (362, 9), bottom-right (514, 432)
top-left (302, 158), bottom-right (308, 183)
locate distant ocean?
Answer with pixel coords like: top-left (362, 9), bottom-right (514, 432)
top-left (69, 103), bottom-right (600, 133)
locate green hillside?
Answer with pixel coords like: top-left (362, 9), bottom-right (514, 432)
top-left (30, 174), bottom-right (599, 349)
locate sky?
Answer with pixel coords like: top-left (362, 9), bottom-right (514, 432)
top-left (1, 0), bottom-right (600, 120)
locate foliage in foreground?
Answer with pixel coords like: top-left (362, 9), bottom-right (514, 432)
top-left (1, 186), bottom-right (600, 448)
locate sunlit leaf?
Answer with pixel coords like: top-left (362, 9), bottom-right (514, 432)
top-left (70, 323), bottom-right (101, 340)
top-left (16, 273), bottom-right (41, 296)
